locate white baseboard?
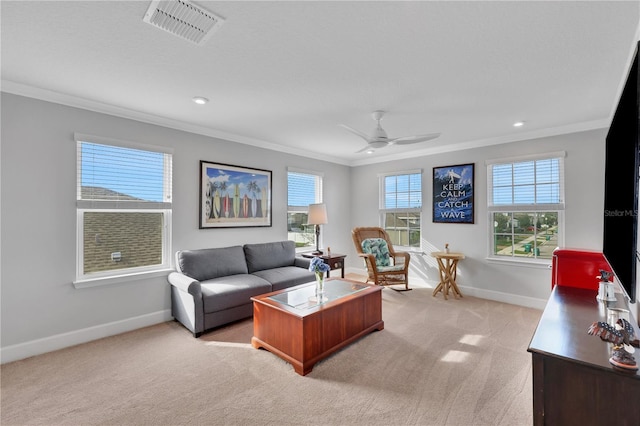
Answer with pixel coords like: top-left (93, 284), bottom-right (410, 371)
top-left (346, 267), bottom-right (547, 310)
top-left (0, 309), bottom-right (173, 365)
top-left (458, 286), bottom-right (547, 310)
top-left (1, 273), bottom-right (548, 365)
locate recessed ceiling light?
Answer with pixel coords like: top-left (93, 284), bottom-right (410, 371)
top-left (513, 121), bottom-right (525, 127)
top-left (366, 149), bottom-right (374, 154)
top-left (192, 97), bottom-right (209, 105)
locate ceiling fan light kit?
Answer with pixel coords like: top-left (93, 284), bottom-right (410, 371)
top-left (340, 110), bottom-right (441, 153)
top-left (192, 96), bottom-right (209, 105)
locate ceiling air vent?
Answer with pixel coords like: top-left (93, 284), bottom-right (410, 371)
top-left (143, 0), bottom-right (225, 46)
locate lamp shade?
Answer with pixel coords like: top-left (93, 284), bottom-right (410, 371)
top-left (308, 203), bottom-right (328, 225)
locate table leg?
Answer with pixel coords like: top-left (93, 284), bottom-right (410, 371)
top-left (433, 258), bottom-right (448, 299)
top-left (444, 259), bottom-right (453, 298)
top-left (432, 280), bottom-right (445, 298)
top-left (447, 259), bottom-right (463, 298)
top-left (433, 258), bottom-right (463, 299)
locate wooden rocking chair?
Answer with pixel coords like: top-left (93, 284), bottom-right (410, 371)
top-left (351, 227), bottom-right (411, 291)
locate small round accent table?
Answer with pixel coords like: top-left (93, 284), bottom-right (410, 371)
top-left (430, 251), bottom-right (465, 300)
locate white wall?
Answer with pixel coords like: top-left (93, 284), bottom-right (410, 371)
top-left (0, 93), bottom-right (629, 363)
top-left (349, 129), bottom-right (607, 308)
top-left (0, 94), bottom-right (353, 362)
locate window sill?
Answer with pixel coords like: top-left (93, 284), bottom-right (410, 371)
top-left (486, 257), bottom-right (552, 269)
top-left (73, 268), bottom-right (173, 289)
top-left (397, 247), bottom-right (421, 253)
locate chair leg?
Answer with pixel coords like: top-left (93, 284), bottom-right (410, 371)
top-left (389, 283), bottom-right (412, 292)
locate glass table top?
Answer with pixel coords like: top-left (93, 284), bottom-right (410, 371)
top-left (268, 279), bottom-right (368, 310)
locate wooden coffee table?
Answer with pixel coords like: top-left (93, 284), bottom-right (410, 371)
top-left (251, 278), bottom-right (384, 375)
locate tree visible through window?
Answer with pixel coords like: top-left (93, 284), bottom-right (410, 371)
top-left (380, 171), bottom-right (422, 248)
top-left (488, 153), bottom-right (564, 261)
top-left (76, 135), bottom-right (172, 281)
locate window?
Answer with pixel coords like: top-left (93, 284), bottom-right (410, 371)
top-left (75, 134), bottom-right (173, 283)
top-left (379, 170), bottom-right (422, 248)
top-left (487, 152), bottom-right (565, 262)
top-left (287, 168), bottom-right (323, 251)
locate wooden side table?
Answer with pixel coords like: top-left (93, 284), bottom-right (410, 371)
top-left (301, 252), bottom-right (346, 278)
top-left (430, 251), bottom-right (465, 300)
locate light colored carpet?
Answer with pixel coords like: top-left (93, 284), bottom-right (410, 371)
top-left (1, 280), bottom-right (542, 426)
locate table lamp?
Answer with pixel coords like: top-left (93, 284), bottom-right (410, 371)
top-left (308, 203), bottom-right (328, 254)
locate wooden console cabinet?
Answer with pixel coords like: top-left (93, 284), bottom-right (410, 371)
top-left (528, 285), bottom-right (640, 425)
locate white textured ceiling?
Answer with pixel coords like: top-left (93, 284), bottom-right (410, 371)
top-left (2, 1), bottom-right (639, 166)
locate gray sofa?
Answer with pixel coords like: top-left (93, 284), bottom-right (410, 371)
top-left (168, 240), bottom-right (315, 337)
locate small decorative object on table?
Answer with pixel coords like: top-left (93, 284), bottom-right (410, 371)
top-left (596, 269), bottom-right (616, 302)
top-left (587, 318), bottom-right (640, 371)
top-left (309, 256), bottom-right (330, 302)
top-left (444, 243), bottom-right (450, 254)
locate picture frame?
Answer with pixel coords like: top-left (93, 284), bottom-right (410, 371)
top-left (433, 163), bottom-right (474, 224)
top-left (199, 161), bottom-right (272, 229)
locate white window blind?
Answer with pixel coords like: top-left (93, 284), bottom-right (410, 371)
top-left (287, 168), bottom-right (323, 251)
top-left (75, 134), bottom-right (173, 284)
top-left (487, 152), bottom-right (565, 262)
top-left (382, 172), bottom-right (422, 210)
top-left (77, 139), bottom-right (172, 209)
top-left (488, 152), bottom-right (565, 211)
top-left (287, 170), bottom-right (323, 209)
top-left (379, 170), bottom-right (422, 248)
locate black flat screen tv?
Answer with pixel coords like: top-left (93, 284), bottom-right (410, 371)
top-left (603, 40), bottom-right (639, 303)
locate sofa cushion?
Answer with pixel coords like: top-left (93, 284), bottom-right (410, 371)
top-left (252, 266), bottom-right (316, 291)
top-left (177, 246), bottom-right (248, 282)
top-left (244, 241), bottom-right (296, 273)
top-left (200, 274), bottom-right (271, 313)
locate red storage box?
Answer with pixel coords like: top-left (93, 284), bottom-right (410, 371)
top-left (551, 248), bottom-right (614, 290)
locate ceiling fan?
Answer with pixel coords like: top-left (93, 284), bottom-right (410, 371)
top-left (340, 110), bottom-right (441, 153)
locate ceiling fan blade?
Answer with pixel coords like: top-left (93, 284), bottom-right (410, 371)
top-left (391, 133), bottom-right (441, 145)
top-left (339, 124), bottom-right (370, 141)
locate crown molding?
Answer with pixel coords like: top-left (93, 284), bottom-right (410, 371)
top-left (0, 80), bottom-right (351, 166)
top-left (2, 80), bottom-right (608, 169)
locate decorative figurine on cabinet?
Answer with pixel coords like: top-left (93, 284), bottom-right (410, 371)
top-left (596, 269), bottom-right (616, 302)
top-left (587, 318), bottom-right (640, 370)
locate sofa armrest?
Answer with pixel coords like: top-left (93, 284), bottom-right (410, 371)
top-left (294, 256), bottom-right (312, 269)
top-left (168, 272), bottom-right (202, 298)
top-left (168, 272), bottom-right (204, 337)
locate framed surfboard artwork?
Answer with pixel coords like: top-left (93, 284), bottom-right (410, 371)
top-left (199, 161), bottom-right (272, 229)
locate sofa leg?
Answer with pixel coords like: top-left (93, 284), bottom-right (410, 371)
top-left (194, 331), bottom-right (203, 338)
